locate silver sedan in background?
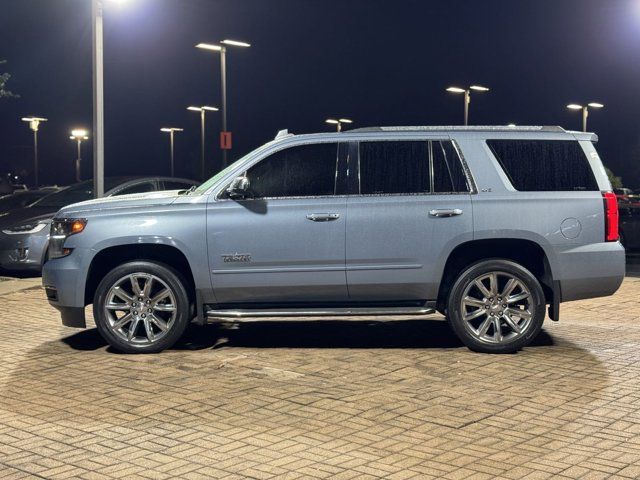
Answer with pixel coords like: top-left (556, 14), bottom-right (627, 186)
top-left (0, 177), bottom-right (197, 273)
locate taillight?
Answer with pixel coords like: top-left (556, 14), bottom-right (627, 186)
top-left (603, 192), bottom-right (619, 242)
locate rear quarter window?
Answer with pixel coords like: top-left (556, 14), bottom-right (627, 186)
top-left (486, 140), bottom-right (599, 191)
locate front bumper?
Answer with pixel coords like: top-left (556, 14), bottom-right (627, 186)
top-left (0, 230), bottom-right (49, 272)
top-left (42, 249), bottom-right (89, 328)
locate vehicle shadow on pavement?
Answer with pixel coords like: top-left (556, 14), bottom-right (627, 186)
top-left (61, 318), bottom-right (555, 352)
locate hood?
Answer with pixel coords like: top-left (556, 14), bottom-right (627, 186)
top-left (0, 206), bottom-right (59, 229)
top-left (57, 190), bottom-right (184, 217)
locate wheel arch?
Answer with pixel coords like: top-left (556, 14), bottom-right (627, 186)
top-left (436, 238), bottom-right (555, 312)
top-left (85, 243), bottom-right (196, 307)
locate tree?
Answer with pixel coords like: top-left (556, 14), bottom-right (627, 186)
top-left (604, 166), bottom-right (623, 189)
top-left (0, 60), bottom-right (18, 99)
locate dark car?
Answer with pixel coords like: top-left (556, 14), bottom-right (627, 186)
top-left (0, 188), bottom-right (61, 215)
top-left (0, 177), bottom-right (197, 272)
top-left (619, 202), bottom-right (640, 250)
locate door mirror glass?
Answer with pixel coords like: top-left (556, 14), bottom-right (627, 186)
top-left (226, 176), bottom-right (250, 199)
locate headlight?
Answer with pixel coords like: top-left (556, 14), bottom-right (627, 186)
top-left (2, 222), bottom-right (48, 235)
top-left (48, 218), bottom-right (87, 260)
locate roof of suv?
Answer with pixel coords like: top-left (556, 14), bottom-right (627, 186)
top-left (273, 126), bottom-right (597, 142)
top-left (349, 126), bottom-right (567, 133)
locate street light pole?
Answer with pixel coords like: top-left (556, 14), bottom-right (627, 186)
top-left (464, 90), bottom-right (470, 127)
top-left (188, 106), bottom-right (218, 181)
top-left (200, 108), bottom-right (205, 179)
top-left (21, 116), bottom-right (47, 188)
top-left (160, 128), bottom-right (183, 177)
top-left (446, 85), bottom-right (490, 126)
top-left (92, 0), bottom-right (105, 198)
top-left (196, 40), bottom-right (250, 169)
top-left (566, 102), bottom-right (604, 132)
top-left (325, 118), bottom-right (353, 132)
top-left (220, 45), bottom-right (227, 168)
top-left (70, 129), bottom-right (89, 182)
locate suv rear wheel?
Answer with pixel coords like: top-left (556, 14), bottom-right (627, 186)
top-left (93, 261), bottom-right (191, 353)
top-left (446, 259), bottom-right (546, 353)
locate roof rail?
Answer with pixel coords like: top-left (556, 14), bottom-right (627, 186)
top-left (348, 126), bottom-right (566, 133)
top-left (274, 129), bottom-right (294, 139)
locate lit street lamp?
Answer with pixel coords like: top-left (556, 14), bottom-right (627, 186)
top-left (566, 102), bottom-right (604, 132)
top-left (325, 118), bottom-right (353, 132)
top-left (446, 85), bottom-right (489, 126)
top-left (21, 116), bottom-right (48, 187)
top-left (187, 106), bottom-right (219, 181)
top-left (160, 127), bottom-right (183, 177)
top-left (196, 39), bottom-right (251, 168)
top-left (70, 129), bottom-right (89, 182)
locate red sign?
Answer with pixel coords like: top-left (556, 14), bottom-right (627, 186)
top-left (220, 131), bottom-right (232, 150)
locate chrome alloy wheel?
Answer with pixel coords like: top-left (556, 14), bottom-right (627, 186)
top-left (104, 273), bottom-right (177, 346)
top-left (460, 271), bottom-right (533, 344)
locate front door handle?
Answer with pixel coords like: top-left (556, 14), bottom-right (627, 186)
top-left (306, 213), bottom-right (340, 222)
top-left (429, 208), bottom-right (463, 218)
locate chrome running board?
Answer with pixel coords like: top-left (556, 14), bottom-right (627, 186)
top-left (205, 306), bottom-right (436, 320)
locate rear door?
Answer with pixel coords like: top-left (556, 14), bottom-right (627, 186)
top-left (345, 138), bottom-right (474, 302)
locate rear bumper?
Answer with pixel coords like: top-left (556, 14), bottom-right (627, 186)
top-left (555, 241), bottom-right (625, 302)
top-left (42, 249), bottom-right (88, 328)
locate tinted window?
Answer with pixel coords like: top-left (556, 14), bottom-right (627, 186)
top-left (115, 182), bottom-right (156, 196)
top-left (487, 140), bottom-right (598, 191)
top-left (359, 141), bottom-right (429, 194)
top-left (432, 141), bottom-right (470, 193)
top-left (358, 140), bottom-right (469, 194)
top-left (246, 143), bottom-right (338, 198)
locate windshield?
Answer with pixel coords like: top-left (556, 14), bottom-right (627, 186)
top-left (0, 191), bottom-right (48, 211)
top-left (192, 161), bottom-right (242, 195)
top-left (192, 141), bottom-right (277, 195)
top-left (31, 179), bottom-right (124, 208)
top-left (31, 181), bottom-right (94, 208)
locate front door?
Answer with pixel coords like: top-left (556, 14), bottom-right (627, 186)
top-left (346, 139), bottom-right (474, 302)
top-left (207, 141), bottom-right (349, 305)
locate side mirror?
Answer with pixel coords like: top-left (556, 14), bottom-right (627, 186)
top-left (226, 176), bottom-right (250, 199)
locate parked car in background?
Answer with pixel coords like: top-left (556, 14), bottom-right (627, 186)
top-left (42, 126), bottom-right (624, 355)
top-left (619, 202), bottom-right (640, 249)
top-left (0, 188), bottom-right (61, 215)
top-left (0, 177), bottom-right (197, 272)
top-left (614, 187), bottom-right (635, 204)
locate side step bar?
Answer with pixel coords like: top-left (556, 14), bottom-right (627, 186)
top-left (206, 306), bottom-right (436, 320)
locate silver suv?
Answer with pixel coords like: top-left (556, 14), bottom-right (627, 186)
top-left (42, 126), bottom-right (625, 354)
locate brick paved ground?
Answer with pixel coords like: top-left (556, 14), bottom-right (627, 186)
top-left (1, 280), bottom-right (640, 479)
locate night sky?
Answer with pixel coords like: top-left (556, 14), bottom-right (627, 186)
top-left (2, 0), bottom-right (640, 187)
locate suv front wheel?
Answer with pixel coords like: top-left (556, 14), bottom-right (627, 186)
top-left (447, 259), bottom-right (546, 354)
top-left (93, 261), bottom-right (191, 353)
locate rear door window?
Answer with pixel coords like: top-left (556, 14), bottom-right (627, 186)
top-left (486, 140), bottom-right (598, 191)
top-left (359, 141), bottom-right (430, 194)
top-left (357, 140), bottom-right (470, 195)
top-left (432, 141), bottom-right (470, 193)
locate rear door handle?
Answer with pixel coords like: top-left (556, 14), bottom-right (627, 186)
top-left (429, 208), bottom-right (463, 217)
top-left (306, 213), bottom-right (340, 222)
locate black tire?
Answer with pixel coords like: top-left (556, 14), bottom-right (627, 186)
top-left (93, 260), bottom-right (191, 353)
top-left (446, 259), bottom-right (546, 354)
